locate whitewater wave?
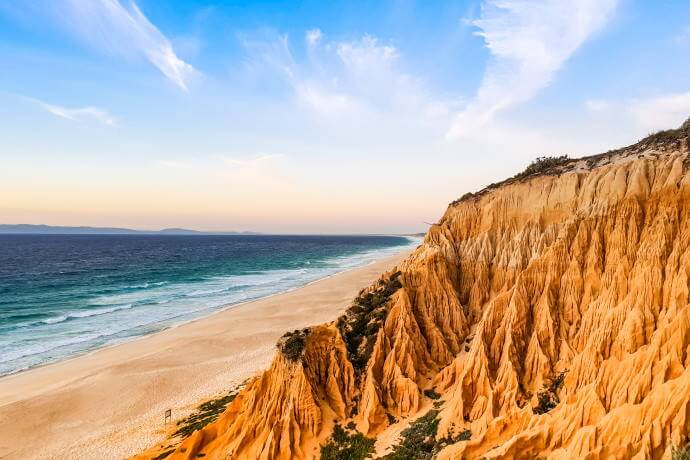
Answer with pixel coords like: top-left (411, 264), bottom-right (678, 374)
top-left (125, 281), bottom-right (168, 290)
top-left (0, 237), bottom-right (419, 376)
top-left (38, 304), bottom-right (135, 326)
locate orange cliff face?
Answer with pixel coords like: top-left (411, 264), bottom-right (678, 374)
top-left (158, 121), bottom-right (690, 459)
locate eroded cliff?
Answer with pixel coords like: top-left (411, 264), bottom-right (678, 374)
top-left (154, 120), bottom-right (690, 459)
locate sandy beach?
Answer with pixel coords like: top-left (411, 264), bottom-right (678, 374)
top-left (0, 250), bottom-right (410, 460)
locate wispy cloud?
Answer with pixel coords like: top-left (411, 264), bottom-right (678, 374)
top-left (447, 0), bottom-right (619, 139)
top-left (156, 159), bottom-right (190, 169)
top-left (674, 26), bottom-right (690, 46)
top-left (217, 153), bottom-right (285, 167)
top-left (628, 92), bottom-right (690, 131)
top-left (585, 91), bottom-right (690, 132)
top-left (240, 30), bottom-right (446, 118)
top-left (38, 100), bottom-right (117, 126)
top-left (305, 28), bottom-right (322, 46)
top-left (585, 99), bottom-right (612, 112)
top-left (49, 0), bottom-right (196, 90)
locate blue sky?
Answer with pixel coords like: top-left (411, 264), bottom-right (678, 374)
top-left (1, 0), bottom-right (689, 233)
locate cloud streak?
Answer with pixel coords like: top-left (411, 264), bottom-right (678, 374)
top-left (54, 0), bottom-right (195, 89)
top-left (217, 153), bottom-right (285, 167)
top-left (447, 0), bottom-right (619, 138)
top-left (241, 31), bottom-right (445, 119)
top-left (38, 100), bottom-right (117, 126)
top-left (587, 92), bottom-right (690, 132)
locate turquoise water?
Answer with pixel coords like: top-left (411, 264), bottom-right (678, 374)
top-left (0, 234), bottom-right (417, 376)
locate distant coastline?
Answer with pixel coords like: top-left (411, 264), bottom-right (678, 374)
top-left (0, 224), bottom-right (260, 235)
top-left (0, 224), bottom-right (425, 237)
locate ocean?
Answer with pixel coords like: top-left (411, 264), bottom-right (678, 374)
top-left (0, 234), bottom-right (417, 376)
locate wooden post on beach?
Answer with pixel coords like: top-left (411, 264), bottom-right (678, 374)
top-left (165, 409), bottom-right (172, 426)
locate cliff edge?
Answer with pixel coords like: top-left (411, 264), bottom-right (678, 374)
top-left (144, 120), bottom-right (690, 459)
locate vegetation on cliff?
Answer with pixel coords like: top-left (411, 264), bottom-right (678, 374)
top-left (337, 271), bottom-right (402, 373)
top-left (674, 443), bottom-right (690, 460)
top-left (382, 408), bottom-right (471, 460)
top-left (173, 390), bottom-right (239, 438)
top-left (277, 328), bottom-right (311, 362)
top-left (451, 117), bottom-right (690, 206)
top-left (532, 371), bottom-right (567, 415)
top-left (319, 424), bottom-right (375, 460)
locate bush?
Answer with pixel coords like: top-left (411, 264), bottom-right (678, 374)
top-left (382, 409), bottom-right (440, 460)
top-left (320, 424), bottom-right (375, 460)
top-left (382, 409), bottom-right (472, 459)
top-left (338, 271), bottom-right (403, 374)
top-left (450, 155), bottom-right (570, 207)
top-left (152, 449), bottom-right (174, 460)
top-left (439, 428), bottom-right (472, 444)
top-left (173, 390), bottom-right (239, 439)
top-left (423, 388), bottom-right (441, 400)
top-left (533, 371), bottom-right (567, 415)
top-left (515, 155), bottom-right (570, 179)
top-left (673, 442), bottom-right (690, 460)
top-left (277, 328), bottom-right (311, 362)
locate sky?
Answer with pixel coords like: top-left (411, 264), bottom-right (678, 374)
top-left (1, 0), bottom-right (689, 234)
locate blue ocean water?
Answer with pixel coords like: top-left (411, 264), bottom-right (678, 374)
top-left (0, 234), bottom-right (416, 376)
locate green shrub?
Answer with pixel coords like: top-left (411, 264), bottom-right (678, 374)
top-left (450, 117), bottom-right (690, 209)
top-left (338, 272), bottom-right (403, 374)
top-left (641, 118), bottom-right (690, 147)
top-left (173, 390), bottom-right (238, 439)
top-left (382, 409), bottom-right (440, 460)
top-left (456, 429), bottom-right (472, 441)
top-left (382, 409), bottom-right (472, 459)
top-left (533, 371), bottom-right (567, 415)
top-left (439, 428), bottom-right (472, 444)
top-left (277, 328), bottom-right (311, 362)
top-left (152, 449), bottom-right (174, 460)
top-left (673, 442), bottom-right (690, 460)
top-left (320, 424), bottom-right (375, 460)
top-left (515, 155), bottom-right (570, 179)
top-left (423, 388), bottom-right (441, 400)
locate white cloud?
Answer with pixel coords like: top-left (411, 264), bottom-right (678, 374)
top-left (217, 153), bottom-right (285, 167)
top-left (585, 99), bottom-right (611, 112)
top-left (240, 32), bottom-right (296, 81)
top-left (52, 0), bottom-right (196, 90)
top-left (447, 0), bottom-right (619, 139)
top-left (629, 92), bottom-right (690, 132)
top-left (336, 35), bottom-right (399, 75)
top-left (295, 84), bottom-right (355, 114)
top-left (156, 160), bottom-right (190, 169)
top-left (305, 28), bottom-right (322, 46)
top-left (584, 91), bottom-right (690, 133)
top-left (674, 26), bottom-right (690, 46)
top-left (39, 101), bottom-right (117, 126)
top-left (240, 30), bottom-right (446, 119)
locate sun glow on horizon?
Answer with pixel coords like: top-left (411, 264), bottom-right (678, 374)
top-left (2, 1), bottom-right (690, 232)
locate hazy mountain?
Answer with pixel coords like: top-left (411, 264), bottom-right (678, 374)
top-left (0, 224), bottom-right (260, 235)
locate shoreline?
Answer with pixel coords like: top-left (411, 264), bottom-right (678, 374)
top-left (0, 249), bottom-right (411, 459)
top-left (1, 241), bottom-right (414, 380)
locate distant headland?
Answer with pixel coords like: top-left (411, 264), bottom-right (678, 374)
top-left (0, 224), bottom-right (261, 235)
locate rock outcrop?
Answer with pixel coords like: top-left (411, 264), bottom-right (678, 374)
top-left (160, 120), bottom-right (690, 459)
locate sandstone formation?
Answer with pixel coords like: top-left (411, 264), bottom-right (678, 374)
top-left (153, 120), bottom-right (690, 459)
